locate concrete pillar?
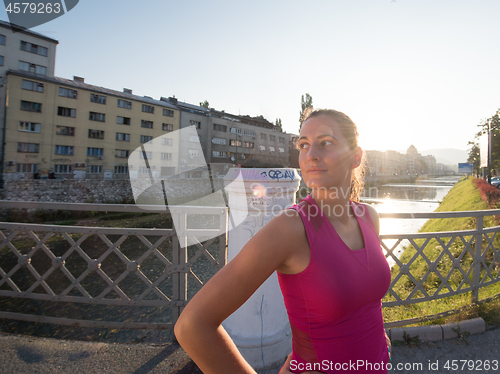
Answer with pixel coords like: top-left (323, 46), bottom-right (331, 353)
top-left (222, 168), bottom-right (301, 370)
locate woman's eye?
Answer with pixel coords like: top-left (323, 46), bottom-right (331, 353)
top-left (321, 140), bottom-right (332, 146)
top-left (298, 143), bottom-right (309, 149)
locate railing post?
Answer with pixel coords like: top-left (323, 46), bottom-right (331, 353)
top-left (473, 215), bottom-right (483, 303)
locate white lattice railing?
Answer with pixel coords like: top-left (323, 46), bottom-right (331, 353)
top-left (380, 210), bottom-right (500, 327)
top-left (1, 202), bottom-right (499, 330)
top-left (0, 201), bottom-right (227, 330)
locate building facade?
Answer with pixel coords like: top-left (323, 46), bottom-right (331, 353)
top-left (4, 71), bottom-right (180, 180)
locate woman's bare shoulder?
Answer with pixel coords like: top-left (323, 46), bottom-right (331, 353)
top-left (356, 202), bottom-right (380, 234)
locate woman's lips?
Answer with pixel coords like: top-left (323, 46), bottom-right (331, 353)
top-left (307, 168), bottom-right (326, 174)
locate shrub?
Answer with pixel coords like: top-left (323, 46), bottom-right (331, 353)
top-left (473, 178), bottom-right (500, 207)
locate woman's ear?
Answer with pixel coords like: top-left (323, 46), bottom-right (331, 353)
top-left (351, 147), bottom-right (363, 169)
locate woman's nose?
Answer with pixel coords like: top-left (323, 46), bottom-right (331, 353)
top-left (306, 144), bottom-right (320, 161)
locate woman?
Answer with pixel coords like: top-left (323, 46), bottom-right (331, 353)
top-left (174, 109), bottom-right (391, 373)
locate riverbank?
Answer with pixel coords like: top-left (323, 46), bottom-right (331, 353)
top-left (383, 177), bottom-right (500, 328)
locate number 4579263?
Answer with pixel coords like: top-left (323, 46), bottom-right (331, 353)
top-left (6, 2), bottom-right (61, 14)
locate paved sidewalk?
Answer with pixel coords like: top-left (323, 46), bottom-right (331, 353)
top-left (0, 328), bottom-right (498, 374)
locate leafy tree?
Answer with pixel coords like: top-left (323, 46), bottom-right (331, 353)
top-left (467, 141), bottom-right (480, 176)
top-left (473, 110), bottom-right (500, 175)
top-left (275, 118), bottom-right (283, 131)
top-left (299, 93), bottom-right (313, 132)
top-left (199, 100), bottom-right (210, 108)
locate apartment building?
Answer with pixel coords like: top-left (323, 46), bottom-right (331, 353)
top-left (0, 21), bottom-right (58, 179)
top-left (163, 97), bottom-right (292, 178)
top-left (4, 71), bottom-right (180, 180)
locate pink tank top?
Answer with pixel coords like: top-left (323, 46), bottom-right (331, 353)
top-left (277, 195), bottom-right (391, 373)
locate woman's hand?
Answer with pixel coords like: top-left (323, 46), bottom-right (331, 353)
top-left (278, 352), bottom-right (326, 374)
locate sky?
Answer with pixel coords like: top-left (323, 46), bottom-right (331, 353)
top-left (3, 0), bottom-right (500, 154)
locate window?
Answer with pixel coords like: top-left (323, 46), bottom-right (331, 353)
top-left (56, 126), bottom-right (75, 136)
top-left (22, 80), bottom-right (43, 92)
top-left (212, 151), bottom-right (226, 158)
top-left (58, 106), bottom-right (76, 117)
top-left (18, 142), bottom-right (39, 153)
top-left (59, 87), bottom-right (77, 98)
top-left (142, 104), bottom-right (154, 113)
top-left (116, 132), bottom-right (130, 141)
top-left (141, 135), bottom-right (153, 143)
top-left (260, 145), bottom-right (266, 151)
top-left (244, 142), bottom-right (254, 148)
top-left (189, 149), bottom-right (200, 157)
top-left (87, 147), bottom-right (104, 156)
top-left (213, 124), bottom-right (227, 132)
top-left (189, 135), bottom-right (199, 142)
top-left (117, 99), bottom-right (132, 109)
top-left (19, 122), bottom-right (41, 133)
top-left (89, 112), bottom-right (105, 122)
top-left (90, 93), bottom-right (106, 104)
top-left (139, 166), bottom-right (150, 174)
top-left (55, 145), bottom-right (74, 155)
top-left (115, 149), bottom-right (130, 158)
top-left (115, 166), bottom-right (129, 174)
top-left (279, 137), bottom-right (285, 143)
top-left (162, 123), bottom-right (173, 131)
top-left (162, 138), bottom-right (173, 146)
top-left (54, 164), bottom-right (73, 174)
top-left (19, 61), bottom-right (46, 75)
top-left (279, 147), bottom-right (285, 153)
top-left (244, 129), bottom-right (255, 137)
top-left (261, 133), bottom-right (266, 139)
top-left (88, 165), bottom-right (103, 174)
top-left (269, 146), bottom-right (275, 152)
top-left (163, 109), bottom-right (174, 117)
top-left (140, 152), bottom-right (153, 159)
top-left (141, 120), bottom-right (153, 129)
top-left (212, 137), bottom-right (226, 145)
top-left (0, 34), bottom-right (5, 45)
top-left (0, 56), bottom-right (3, 66)
top-left (161, 152), bottom-right (172, 160)
top-left (20, 40), bottom-right (48, 56)
top-left (89, 129), bottom-right (105, 139)
top-left (117, 116), bottom-right (131, 125)
top-left (21, 101), bottom-right (42, 112)
top-left (270, 135), bottom-right (276, 141)
top-left (190, 120), bottom-right (201, 129)
top-left (230, 139), bottom-right (242, 147)
top-left (230, 128), bottom-right (242, 135)
top-left (17, 163), bottom-right (38, 173)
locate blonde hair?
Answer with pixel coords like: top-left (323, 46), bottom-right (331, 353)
top-left (301, 108), bottom-right (366, 202)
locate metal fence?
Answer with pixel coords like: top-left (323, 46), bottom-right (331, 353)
top-left (1, 202), bottom-right (500, 330)
top-left (380, 209), bottom-right (500, 327)
top-left (0, 201), bottom-right (227, 331)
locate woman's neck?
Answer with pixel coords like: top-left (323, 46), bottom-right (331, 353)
top-left (311, 188), bottom-right (353, 224)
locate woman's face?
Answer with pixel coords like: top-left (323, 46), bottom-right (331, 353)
top-left (298, 115), bottom-right (361, 193)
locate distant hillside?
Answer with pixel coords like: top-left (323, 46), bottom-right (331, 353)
top-left (420, 148), bottom-right (468, 166)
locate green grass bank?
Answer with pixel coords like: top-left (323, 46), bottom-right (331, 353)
top-left (383, 177), bottom-right (500, 327)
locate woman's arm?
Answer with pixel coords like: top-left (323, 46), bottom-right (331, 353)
top-left (174, 210), bottom-right (308, 374)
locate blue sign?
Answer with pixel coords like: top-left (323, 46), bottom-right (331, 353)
top-left (458, 163), bottom-right (473, 173)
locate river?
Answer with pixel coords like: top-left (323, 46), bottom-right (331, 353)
top-left (361, 176), bottom-right (462, 261)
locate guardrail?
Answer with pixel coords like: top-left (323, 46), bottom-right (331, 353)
top-left (1, 202), bottom-right (499, 330)
top-left (379, 209), bottom-right (500, 327)
top-left (0, 201), bottom-right (227, 331)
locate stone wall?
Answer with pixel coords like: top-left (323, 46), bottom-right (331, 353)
top-left (0, 178), bottom-right (226, 204)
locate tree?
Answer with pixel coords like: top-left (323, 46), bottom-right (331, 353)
top-left (472, 109), bottom-right (500, 175)
top-left (199, 100), bottom-right (210, 108)
top-left (467, 141), bottom-right (480, 176)
top-left (275, 118), bottom-right (283, 131)
top-left (299, 93), bottom-right (313, 132)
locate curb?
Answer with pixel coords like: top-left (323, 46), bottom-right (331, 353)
top-left (385, 317), bottom-right (485, 342)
